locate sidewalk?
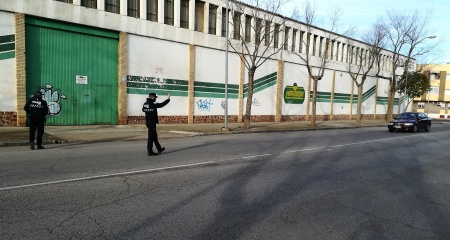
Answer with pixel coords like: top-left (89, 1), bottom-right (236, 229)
top-left (0, 119), bottom-right (392, 147)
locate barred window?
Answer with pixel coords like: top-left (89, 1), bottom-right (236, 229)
top-left (147, 0), bottom-right (158, 22)
top-left (292, 29), bottom-right (297, 51)
top-left (284, 27), bottom-right (289, 50)
top-left (180, 0), bottom-right (189, 29)
top-left (55, 0), bottom-right (73, 3)
top-left (105, 0), bottom-right (120, 14)
top-left (128, 0), bottom-right (140, 18)
top-left (255, 18), bottom-right (262, 45)
top-left (244, 15), bottom-right (251, 42)
top-left (233, 12), bottom-right (241, 40)
top-left (81, 0), bottom-right (96, 8)
top-left (264, 21), bottom-right (270, 46)
top-left (208, 5), bottom-right (217, 34)
top-left (195, 0), bottom-right (205, 32)
top-left (221, 8), bottom-right (228, 37)
top-left (164, 0), bottom-right (174, 25)
top-left (274, 24), bottom-right (280, 48)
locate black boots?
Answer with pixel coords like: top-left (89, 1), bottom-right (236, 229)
top-left (30, 142), bottom-right (35, 150)
top-left (158, 147), bottom-right (165, 154)
top-left (147, 151), bottom-right (158, 156)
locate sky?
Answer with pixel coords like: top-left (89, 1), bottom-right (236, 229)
top-left (281, 0), bottom-right (450, 64)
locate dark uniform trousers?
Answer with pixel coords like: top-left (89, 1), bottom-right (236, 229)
top-left (146, 122), bottom-right (162, 153)
top-left (30, 116), bottom-right (45, 147)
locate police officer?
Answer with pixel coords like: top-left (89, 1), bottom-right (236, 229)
top-left (24, 91), bottom-right (49, 150)
top-left (142, 93), bottom-right (170, 156)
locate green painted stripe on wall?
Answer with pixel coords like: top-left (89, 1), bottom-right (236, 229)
top-left (194, 81), bottom-right (239, 90)
top-left (0, 43), bottom-right (15, 52)
top-left (244, 75), bottom-right (277, 91)
top-left (0, 51), bottom-right (15, 60)
top-left (127, 82), bottom-right (189, 92)
top-left (195, 86), bottom-right (239, 94)
top-left (194, 92), bottom-right (239, 99)
top-left (127, 88), bottom-right (189, 97)
top-left (128, 75), bottom-right (189, 85)
top-left (0, 34), bottom-right (14, 44)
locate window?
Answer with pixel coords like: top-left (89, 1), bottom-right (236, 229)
top-left (180, 0), bottom-right (189, 29)
top-left (284, 27), bottom-right (289, 50)
top-left (312, 35), bottom-right (317, 56)
top-left (55, 0), bottom-right (73, 3)
top-left (208, 4), bottom-right (217, 34)
top-left (335, 42), bottom-right (340, 61)
top-left (318, 37), bottom-right (323, 57)
top-left (128, 0), bottom-right (140, 17)
top-left (164, 0), bottom-right (174, 25)
top-left (264, 21), bottom-right (270, 46)
top-left (255, 18), bottom-right (262, 45)
top-left (429, 86), bottom-right (439, 95)
top-left (330, 40), bottom-right (334, 60)
top-left (341, 43), bottom-right (345, 62)
top-left (274, 24), bottom-right (280, 48)
top-left (105, 0), bottom-right (120, 13)
top-left (233, 12), bottom-right (241, 40)
top-left (221, 8), bottom-right (227, 37)
top-left (195, 0), bottom-right (205, 32)
top-left (299, 31), bottom-right (304, 53)
top-left (147, 0), bottom-right (158, 22)
top-left (292, 29), bottom-right (297, 52)
top-left (245, 15), bottom-right (251, 42)
top-left (418, 102), bottom-right (425, 109)
top-left (306, 33), bottom-right (311, 55)
top-left (81, 0), bottom-right (96, 8)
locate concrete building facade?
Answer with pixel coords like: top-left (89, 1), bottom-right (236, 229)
top-left (0, 0), bottom-right (406, 126)
top-left (414, 64), bottom-right (450, 119)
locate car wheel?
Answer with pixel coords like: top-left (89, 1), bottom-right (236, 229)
top-left (388, 128), bottom-right (395, 132)
top-left (410, 125), bottom-right (418, 133)
top-left (425, 124), bottom-right (430, 132)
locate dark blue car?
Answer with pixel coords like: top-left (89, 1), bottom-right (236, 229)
top-left (388, 112), bottom-right (432, 133)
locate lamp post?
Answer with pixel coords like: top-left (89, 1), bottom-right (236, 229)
top-left (222, 0), bottom-right (230, 131)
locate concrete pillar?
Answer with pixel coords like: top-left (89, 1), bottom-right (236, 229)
top-left (374, 77), bottom-right (378, 119)
top-left (140, 0), bottom-right (147, 19)
top-left (189, 0), bottom-right (195, 30)
top-left (174, 0), bottom-right (180, 27)
top-left (120, 0), bottom-right (127, 15)
top-left (118, 32), bottom-right (128, 125)
top-left (158, 0), bottom-right (164, 23)
top-left (349, 77), bottom-right (354, 119)
top-left (15, 13), bottom-right (26, 127)
top-left (275, 60), bottom-right (284, 122)
top-left (98, 0), bottom-right (105, 11)
top-left (306, 73), bottom-right (311, 121)
top-left (204, 2), bottom-right (209, 33)
top-left (188, 44), bottom-right (195, 124)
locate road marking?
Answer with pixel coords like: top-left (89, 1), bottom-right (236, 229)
top-left (1, 130), bottom-right (448, 191)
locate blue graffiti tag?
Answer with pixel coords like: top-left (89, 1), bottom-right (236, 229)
top-left (196, 99), bottom-right (213, 111)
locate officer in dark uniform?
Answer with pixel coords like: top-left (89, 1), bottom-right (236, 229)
top-left (142, 93), bottom-right (170, 156)
top-left (24, 91), bottom-right (49, 150)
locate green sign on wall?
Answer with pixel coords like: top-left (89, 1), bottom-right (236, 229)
top-left (284, 83), bottom-right (305, 104)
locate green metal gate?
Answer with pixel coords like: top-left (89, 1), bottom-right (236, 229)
top-left (25, 17), bottom-right (119, 125)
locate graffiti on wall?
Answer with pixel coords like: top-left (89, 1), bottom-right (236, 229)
top-left (196, 99), bottom-right (213, 111)
top-left (37, 84), bottom-right (67, 116)
top-left (252, 98), bottom-right (261, 107)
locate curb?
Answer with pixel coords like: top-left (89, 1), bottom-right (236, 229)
top-left (0, 124), bottom-right (388, 147)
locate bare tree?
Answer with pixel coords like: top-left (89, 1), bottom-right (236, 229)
top-left (376, 9), bottom-right (438, 121)
top-left (225, 0), bottom-right (291, 129)
top-left (345, 22), bottom-right (386, 125)
top-left (292, 1), bottom-right (343, 127)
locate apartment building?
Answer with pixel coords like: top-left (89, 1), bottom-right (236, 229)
top-left (0, 0), bottom-right (402, 126)
top-left (413, 64), bottom-right (450, 118)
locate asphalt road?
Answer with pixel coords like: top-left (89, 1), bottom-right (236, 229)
top-left (1, 124), bottom-right (450, 240)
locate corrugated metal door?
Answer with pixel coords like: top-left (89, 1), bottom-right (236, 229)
top-left (25, 17), bottom-right (119, 125)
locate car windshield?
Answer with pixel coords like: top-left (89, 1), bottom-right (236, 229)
top-left (397, 113), bottom-right (417, 119)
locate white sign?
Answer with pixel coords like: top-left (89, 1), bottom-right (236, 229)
top-left (76, 75), bottom-right (88, 84)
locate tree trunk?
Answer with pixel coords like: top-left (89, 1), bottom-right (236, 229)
top-left (311, 78), bottom-right (318, 127)
top-left (356, 85), bottom-right (363, 125)
top-left (243, 69), bottom-right (255, 129)
top-left (386, 80), bottom-right (395, 122)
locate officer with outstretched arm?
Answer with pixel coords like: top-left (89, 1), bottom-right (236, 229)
top-left (142, 93), bottom-right (170, 156)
